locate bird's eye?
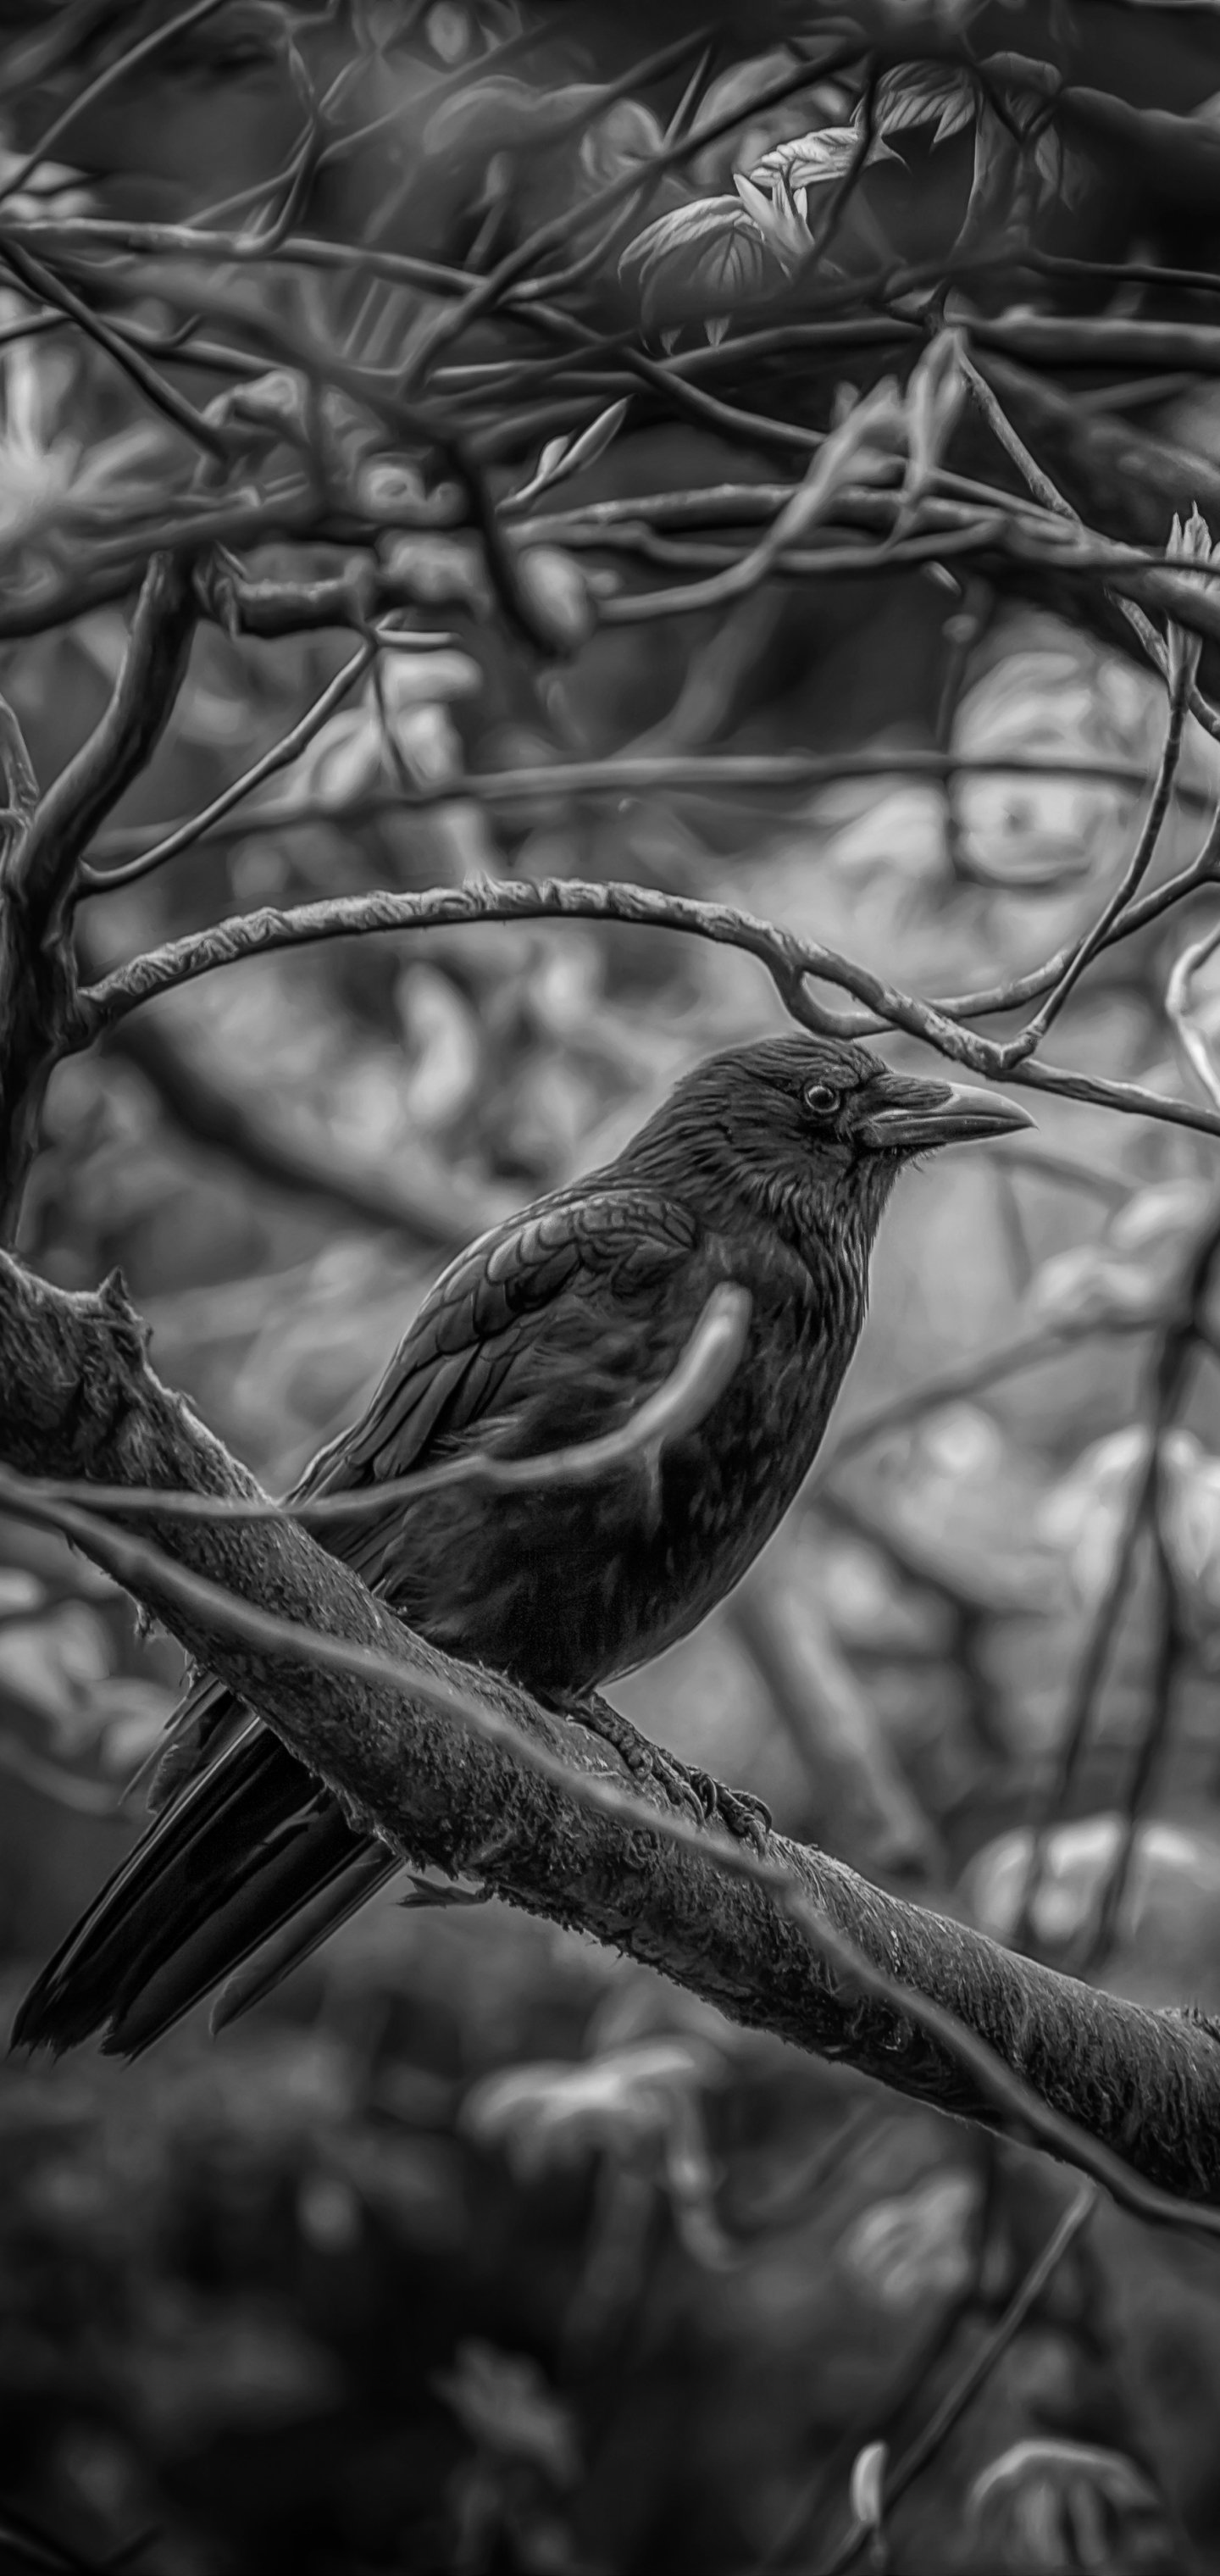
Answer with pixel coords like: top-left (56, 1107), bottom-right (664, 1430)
top-left (803, 1080), bottom-right (840, 1114)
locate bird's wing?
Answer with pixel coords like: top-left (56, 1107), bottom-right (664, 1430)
top-left (19, 1186), bottom-right (705, 2057)
top-left (142, 1185), bottom-right (699, 1794)
top-left (295, 1184), bottom-right (702, 1532)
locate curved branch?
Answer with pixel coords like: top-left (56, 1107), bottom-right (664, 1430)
top-left (67, 877), bottom-right (1016, 1064)
top-left (73, 876), bottom-right (1220, 1140)
top-left (81, 638), bottom-right (375, 891)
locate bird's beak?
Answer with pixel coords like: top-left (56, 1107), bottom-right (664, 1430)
top-left (858, 1078), bottom-right (1035, 1153)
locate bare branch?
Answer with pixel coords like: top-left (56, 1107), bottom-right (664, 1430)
top-left (0, 0), bottom-right (234, 214)
top-left (71, 877), bottom-right (984, 1058)
top-left (1021, 663), bottom-right (1194, 1044)
top-left (818, 2184), bottom-right (1100, 2574)
top-left (0, 234), bottom-right (228, 458)
top-left (962, 348), bottom-right (1080, 525)
top-left (825, 1317), bottom-right (1151, 1472)
top-left (13, 552), bottom-right (197, 932)
top-left (1012, 1203), bottom-right (1220, 1951)
top-left (87, 745), bottom-right (1197, 871)
top-left (72, 876), bottom-right (1220, 1141)
top-left (81, 637), bottom-right (376, 892)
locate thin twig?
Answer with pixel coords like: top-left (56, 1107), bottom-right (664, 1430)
top-left (86, 747), bottom-right (1190, 869)
top-left (815, 2184), bottom-right (1099, 2574)
top-left (825, 1319), bottom-right (1151, 1474)
top-left (1013, 1204), bottom-right (1220, 1952)
top-left (0, 0), bottom-right (234, 214)
top-left (80, 638), bottom-right (377, 891)
top-left (0, 234), bottom-right (229, 458)
top-left (16, 1284), bottom-right (751, 1524)
top-left (1084, 1506), bottom-right (1187, 1970)
top-left (1020, 663), bottom-right (1194, 1043)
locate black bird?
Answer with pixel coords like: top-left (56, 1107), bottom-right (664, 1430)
top-left (13, 1035), bottom-right (1030, 2058)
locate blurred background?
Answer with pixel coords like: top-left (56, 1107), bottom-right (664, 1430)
top-left (6, 0), bottom-right (1220, 2567)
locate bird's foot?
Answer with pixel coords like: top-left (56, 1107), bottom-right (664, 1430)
top-left (561, 1690), bottom-right (772, 1852)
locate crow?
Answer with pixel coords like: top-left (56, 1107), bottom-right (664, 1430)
top-left (13, 1034), bottom-right (1029, 2057)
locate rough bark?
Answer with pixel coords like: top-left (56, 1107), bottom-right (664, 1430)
top-left (5, 1249), bottom-right (1220, 2209)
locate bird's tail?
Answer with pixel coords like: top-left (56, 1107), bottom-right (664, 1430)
top-left (10, 1714), bottom-right (400, 2059)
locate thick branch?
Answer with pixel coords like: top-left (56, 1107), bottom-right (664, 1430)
top-left (13, 552), bottom-right (197, 932)
top-left (0, 552), bottom-right (198, 1243)
top-left (5, 1249), bottom-right (1220, 2210)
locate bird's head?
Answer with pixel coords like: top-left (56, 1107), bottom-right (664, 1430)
top-left (625, 1035), bottom-right (1033, 1255)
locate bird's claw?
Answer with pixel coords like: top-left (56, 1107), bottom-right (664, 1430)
top-left (684, 1769), bottom-right (773, 1853)
top-left (560, 1693), bottom-right (771, 1850)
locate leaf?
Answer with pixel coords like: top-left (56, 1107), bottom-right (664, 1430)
top-left (691, 50), bottom-right (801, 136)
top-left (462, 2038), bottom-right (718, 2176)
top-left (426, 1), bottom-right (470, 64)
top-left (968, 2438), bottom-right (1164, 2567)
top-left (1038, 1427), bottom-right (1149, 1602)
top-left (1161, 1430), bottom-right (1220, 1618)
top-left (762, 375), bottom-right (905, 559)
top-left (871, 63), bottom-right (978, 147)
top-left (751, 125), bottom-right (896, 194)
top-left (388, 702), bottom-right (464, 787)
top-left (1030, 1180), bottom-right (1212, 1329)
top-left (383, 531), bottom-right (492, 615)
top-left (619, 195), bottom-right (773, 329)
top-left (435, 2343), bottom-right (580, 2484)
top-left (901, 325), bottom-right (967, 503)
top-left (380, 647), bottom-right (483, 710)
top-left (511, 399), bottom-right (629, 510)
top-left (0, 1569), bottom-right (45, 1618)
top-left (731, 167), bottom-right (813, 275)
top-left (579, 97), bottom-right (664, 189)
top-left (691, 51), bottom-right (851, 190)
top-left (843, 2172), bottom-right (980, 2310)
top-left (963, 1814), bottom-right (1220, 1963)
top-left (514, 547), bottom-right (595, 653)
top-left (849, 2442), bottom-right (888, 2536)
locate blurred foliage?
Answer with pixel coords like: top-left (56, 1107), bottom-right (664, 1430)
top-left (8, 0), bottom-right (1220, 2568)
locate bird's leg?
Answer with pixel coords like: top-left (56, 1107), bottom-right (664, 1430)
top-left (557, 1690), bottom-right (772, 1852)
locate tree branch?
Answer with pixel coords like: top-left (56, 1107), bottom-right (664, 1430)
top-left (72, 876), bottom-right (1220, 1142)
top-left (0, 552), bottom-right (198, 1239)
top-left (6, 1251), bottom-right (1220, 2218)
top-left (13, 551), bottom-right (197, 931)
